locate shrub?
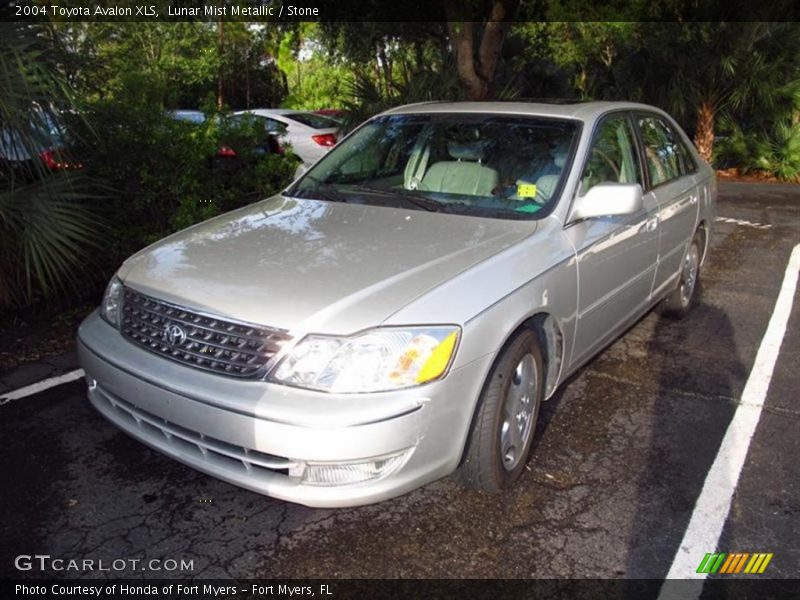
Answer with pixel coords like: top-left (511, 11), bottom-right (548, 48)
top-left (714, 120), bottom-right (800, 182)
top-left (70, 91), bottom-right (297, 265)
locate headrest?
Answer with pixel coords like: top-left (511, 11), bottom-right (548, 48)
top-left (448, 141), bottom-right (487, 162)
top-left (552, 142), bottom-right (570, 169)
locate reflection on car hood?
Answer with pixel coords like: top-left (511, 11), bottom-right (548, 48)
top-left (119, 195), bottom-right (537, 333)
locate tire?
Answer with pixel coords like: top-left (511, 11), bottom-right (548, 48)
top-left (658, 231), bottom-right (703, 319)
top-left (460, 329), bottom-right (545, 493)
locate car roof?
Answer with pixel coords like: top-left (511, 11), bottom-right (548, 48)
top-left (239, 108), bottom-right (299, 117)
top-left (380, 100), bottom-right (666, 123)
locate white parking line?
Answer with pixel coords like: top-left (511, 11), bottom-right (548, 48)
top-left (659, 243), bottom-right (800, 598)
top-left (715, 216), bottom-right (772, 229)
top-left (0, 368), bottom-right (85, 406)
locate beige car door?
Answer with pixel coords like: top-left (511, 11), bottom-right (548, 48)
top-left (635, 114), bottom-right (701, 297)
top-left (565, 113), bottom-right (659, 368)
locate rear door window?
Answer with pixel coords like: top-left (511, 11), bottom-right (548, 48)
top-left (636, 115), bottom-right (695, 187)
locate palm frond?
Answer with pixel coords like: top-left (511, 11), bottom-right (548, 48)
top-left (0, 22), bottom-right (106, 309)
top-left (0, 175), bottom-right (106, 306)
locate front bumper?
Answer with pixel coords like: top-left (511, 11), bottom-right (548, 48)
top-left (77, 311), bottom-right (490, 507)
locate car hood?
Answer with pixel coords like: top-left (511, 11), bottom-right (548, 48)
top-left (119, 195), bottom-right (537, 334)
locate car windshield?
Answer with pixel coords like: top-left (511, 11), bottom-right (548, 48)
top-left (288, 112), bottom-right (339, 129)
top-left (289, 113), bottom-right (578, 219)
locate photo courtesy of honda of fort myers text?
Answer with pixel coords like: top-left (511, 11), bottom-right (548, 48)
top-left (13, 582), bottom-right (336, 598)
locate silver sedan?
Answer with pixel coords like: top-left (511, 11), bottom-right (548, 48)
top-left (78, 101), bottom-right (715, 507)
top-left (232, 108), bottom-right (340, 167)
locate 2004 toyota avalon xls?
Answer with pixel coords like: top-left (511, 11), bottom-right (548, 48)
top-left (78, 101), bottom-right (715, 507)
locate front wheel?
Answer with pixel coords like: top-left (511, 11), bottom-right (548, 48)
top-left (460, 329), bottom-right (544, 492)
top-left (658, 231), bottom-right (703, 319)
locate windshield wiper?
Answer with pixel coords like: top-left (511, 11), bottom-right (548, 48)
top-left (348, 184), bottom-right (441, 212)
top-left (291, 179), bottom-right (349, 204)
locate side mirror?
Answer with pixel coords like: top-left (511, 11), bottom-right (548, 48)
top-left (569, 183), bottom-right (643, 223)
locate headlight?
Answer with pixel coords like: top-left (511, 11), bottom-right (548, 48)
top-left (100, 275), bottom-right (123, 328)
top-left (271, 326), bottom-right (460, 393)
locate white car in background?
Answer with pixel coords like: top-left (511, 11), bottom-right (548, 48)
top-left (233, 108), bottom-right (340, 167)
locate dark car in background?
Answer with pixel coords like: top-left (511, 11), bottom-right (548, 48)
top-left (0, 111), bottom-right (82, 179)
top-left (168, 110), bottom-right (284, 168)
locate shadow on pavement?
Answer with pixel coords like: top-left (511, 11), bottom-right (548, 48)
top-left (625, 284), bottom-right (744, 582)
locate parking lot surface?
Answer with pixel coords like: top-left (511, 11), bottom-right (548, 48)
top-left (1, 182), bottom-right (797, 581)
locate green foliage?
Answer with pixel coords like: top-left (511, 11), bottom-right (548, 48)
top-left (50, 22), bottom-right (287, 110)
top-left (51, 23), bottom-right (219, 107)
top-left (517, 22), bottom-right (637, 99)
top-left (280, 55), bottom-right (352, 110)
top-left (510, 20), bottom-right (800, 177)
top-left (340, 67), bottom-right (464, 132)
top-left (0, 176), bottom-right (105, 309)
top-left (71, 84), bottom-right (297, 257)
top-left (0, 22), bottom-right (105, 310)
top-left (762, 124), bottom-right (800, 182)
top-left (715, 121), bottom-right (800, 182)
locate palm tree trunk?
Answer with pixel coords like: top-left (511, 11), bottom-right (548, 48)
top-left (694, 100), bottom-right (715, 164)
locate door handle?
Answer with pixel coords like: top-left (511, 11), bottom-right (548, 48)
top-left (644, 217), bottom-right (659, 232)
top-left (689, 194), bottom-right (698, 205)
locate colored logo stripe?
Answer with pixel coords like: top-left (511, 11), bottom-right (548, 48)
top-left (697, 552), bottom-right (773, 574)
top-left (697, 553), bottom-right (726, 573)
top-left (720, 553), bottom-right (751, 573)
top-left (744, 553), bottom-right (773, 574)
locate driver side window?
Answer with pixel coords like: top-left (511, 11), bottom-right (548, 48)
top-left (581, 115), bottom-right (642, 194)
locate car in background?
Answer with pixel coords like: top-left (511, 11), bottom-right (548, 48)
top-left (79, 101), bottom-right (714, 507)
top-left (0, 111), bottom-right (82, 177)
top-left (233, 108), bottom-right (339, 167)
top-left (168, 110), bottom-right (282, 161)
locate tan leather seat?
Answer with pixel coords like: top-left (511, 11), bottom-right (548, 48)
top-left (418, 142), bottom-right (498, 197)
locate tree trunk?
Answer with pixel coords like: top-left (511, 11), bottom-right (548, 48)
top-left (443, 0), bottom-right (519, 101)
top-left (414, 40), bottom-right (425, 72)
top-left (245, 56), bottom-right (251, 109)
top-left (373, 57), bottom-right (382, 96)
top-left (378, 44), bottom-right (392, 96)
top-left (217, 20), bottom-right (224, 110)
top-left (446, 20), bottom-right (486, 100)
top-left (694, 99), bottom-right (715, 164)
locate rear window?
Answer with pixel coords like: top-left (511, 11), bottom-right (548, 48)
top-left (637, 115), bottom-right (697, 187)
top-left (170, 111), bottom-right (206, 124)
top-left (288, 112), bottom-right (339, 129)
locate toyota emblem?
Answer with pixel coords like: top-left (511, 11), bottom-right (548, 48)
top-left (162, 323), bottom-right (188, 346)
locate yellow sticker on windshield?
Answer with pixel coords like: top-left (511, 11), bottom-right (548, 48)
top-left (516, 183), bottom-right (537, 199)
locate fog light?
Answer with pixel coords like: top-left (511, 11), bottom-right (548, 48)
top-left (290, 449), bottom-right (412, 486)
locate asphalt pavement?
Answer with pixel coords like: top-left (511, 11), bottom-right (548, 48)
top-left (1, 182), bottom-right (797, 582)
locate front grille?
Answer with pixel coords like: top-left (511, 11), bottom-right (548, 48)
top-left (97, 386), bottom-right (297, 477)
top-left (121, 287), bottom-right (291, 378)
